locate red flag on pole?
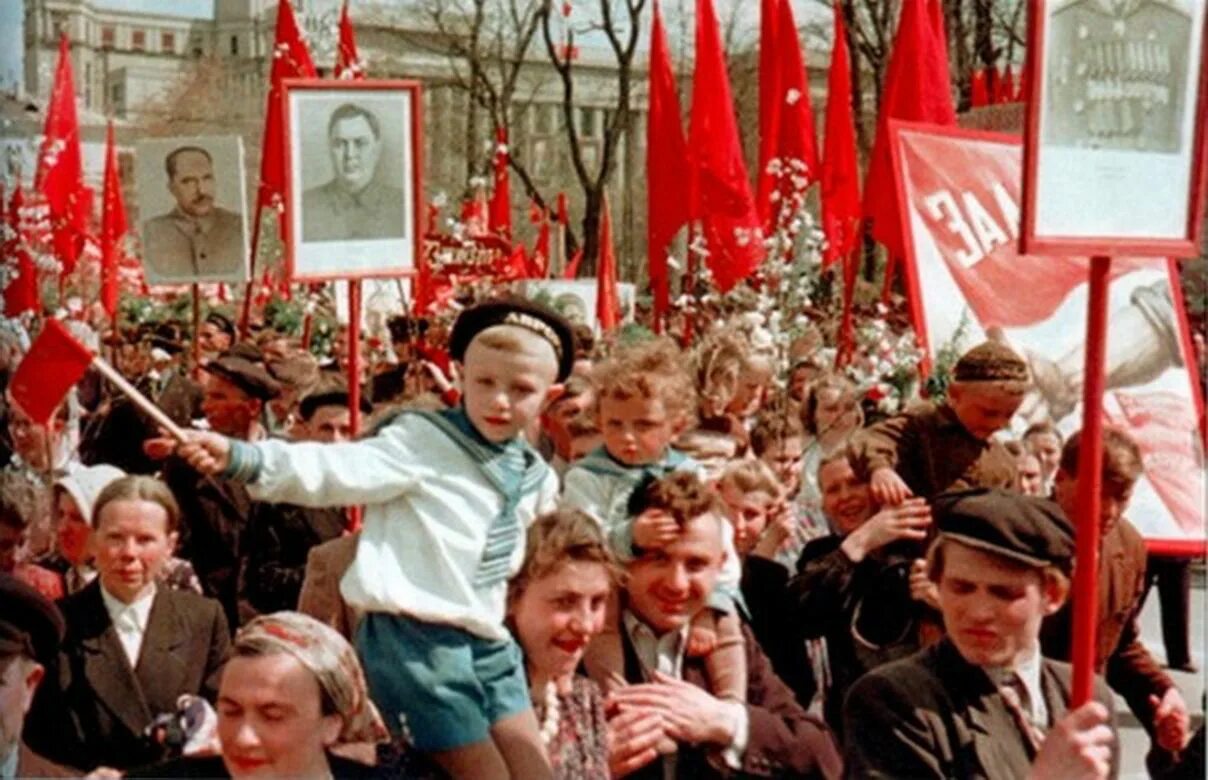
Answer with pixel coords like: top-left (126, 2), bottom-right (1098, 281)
top-left (862, 0), bottom-right (954, 260)
top-left (971, 69), bottom-right (989, 107)
top-left (596, 196), bottom-right (620, 331)
top-left (556, 192), bottom-right (569, 227)
top-left (821, 2), bottom-right (861, 271)
top-left (100, 121), bottom-right (127, 318)
top-left (767, 0), bottom-right (819, 221)
top-left (35, 34), bottom-right (86, 276)
top-left (334, 0), bottom-right (364, 79)
top-left (689, 0), bottom-right (765, 292)
top-left (3, 187), bottom-right (38, 317)
top-left (257, 0), bottom-right (316, 220)
top-left (531, 216), bottom-right (550, 278)
top-left (563, 248), bottom-right (584, 279)
top-left (998, 64), bottom-right (1017, 103)
top-left (488, 127), bottom-right (511, 238)
top-left (9, 319), bottom-right (94, 424)
top-left (647, 0), bottom-right (690, 325)
top-left (756, 0), bottom-right (782, 224)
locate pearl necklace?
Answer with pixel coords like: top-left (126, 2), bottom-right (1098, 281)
top-left (537, 680), bottom-right (561, 746)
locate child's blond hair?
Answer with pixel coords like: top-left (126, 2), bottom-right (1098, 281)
top-left (592, 337), bottom-right (697, 426)
top-left (718, 458), bottom-right (782, 498)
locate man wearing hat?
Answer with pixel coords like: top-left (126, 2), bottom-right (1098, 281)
top-left (197, 312), bottom-right (235, 366)
top-left (160, 351), bottom-right (280, 630)
top-left (0, 575), bottom-right (70, 778)
top-left (165, 297), bottom-right (573, 777)
top-left (844, 489), bottom-right (1118, 779)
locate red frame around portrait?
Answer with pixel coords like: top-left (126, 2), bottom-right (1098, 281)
top-left (1019, 0), bottom-right (1208, 258)
top-left (890, 119), bottom-right (1207, 558)
top-left (280, 78), bottom-right (424, 282)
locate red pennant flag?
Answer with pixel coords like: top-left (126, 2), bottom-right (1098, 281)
top-left (971, 69), bottom-right (989, 107)
top-left (647, 0), bottom-right (690, 326)
top-left (35, 34), bottom-right (86, 276)
top-left (531, 217), bottom-right (551, 278)
top-left (100, 122), bottom-right (127, 318)
top-left (766, 0), bottom-right (819, 223)
top-left (499, 244), bottom-right (529, 280)
top-left (863, 0), bottom-right (954, 276)
top-left (689, 0), bottom-right (765, 292)
top-left (9, 319), bottom-right (94, 424)
top-left (488, 127), bottom-right (511, 238)
top-left (556, 192), bottom-right (569, 227)
top-left (756, 0), bottom-right (782, 224)
top-left (821, 2), bottom-right (861, 271)
top-left (334, 0), bottom-right (364, 79)
top-left (563, 248), bottom-right (584, 279)
top-left (596, 197), bottom-right (620, 330)
top-left (461, 193), bottom-right (489, 237)
top-left (257, 0), bottom-right (316, 221)
top-left (999, 64), bottom-right (1017, 104)
top-left (3, 187), bottom-right (39, 317)
top-left (1017, 58), bottom-right (1031, 103)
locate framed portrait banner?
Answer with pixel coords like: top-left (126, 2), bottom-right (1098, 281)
top-left (1020, 0), bottom-right (1208, 257)
top-left (282, 79), bottom-right (423, 282)
top-left (133, 135), bottom-right (250, 286)
top-left (891, 120), bottom-right (1205, 554)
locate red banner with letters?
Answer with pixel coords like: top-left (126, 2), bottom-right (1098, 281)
top-left (892, 121), bottom-right (1205, 552)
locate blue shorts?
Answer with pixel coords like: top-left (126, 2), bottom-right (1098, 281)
top-left (356, 613), bottom-right (532, 751)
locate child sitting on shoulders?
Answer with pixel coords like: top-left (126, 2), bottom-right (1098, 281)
top-left (562, 338), bottom-right (747, 703)
top-left (171, 298), bottom-right (574, 780)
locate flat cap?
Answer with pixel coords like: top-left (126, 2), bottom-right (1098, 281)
top-left (147, 322), bottom-right (187, 355)
top-left (205, 354), bottom-right (281, 401)
top-left (205, 311), bottom-right (236, 339)
top-left (299, 389), bottom-right (372, 420)
top-left (387, 315), bottom-right (428, 344)
top-left (935, 488), bottom-right (1074, 572)
top-left (953, 341), bottom-right (1029, 383)
top-left (449, 297), bottom-right (575, 381)
top-left (0, 574), bottom-right (66, 665)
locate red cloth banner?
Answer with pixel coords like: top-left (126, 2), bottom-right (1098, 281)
top-left (100, 122), bottom-right (127, 317)
top-left (9, 319), bottom-right (94, 424)
top-left (596, 197), bottom-right (620, 330)
top-left (335, 0), bottom-right (364, 79)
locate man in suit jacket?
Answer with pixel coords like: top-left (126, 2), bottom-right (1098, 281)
top-left (1042, 427), bottom-right (1189, 754)
top-left (297, 532), bottom-right (361, 639)
top-left (844, 489), bottom-right (1118, 780)
top-left (0, 575), bottom-right (73, 779)
top-left (24, 476), bottom-right (229, 773)
top-left (142, 146), bottom-right (245, 284)
top-left (606, 474), bottom-right (842, 779)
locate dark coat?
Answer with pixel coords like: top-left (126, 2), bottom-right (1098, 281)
top-left (741, 555), bottom-right (816, 710)
top-left (620, 619), bottom-right (842, 779)
top-left (843, 639), bottom-right (1119, 780)
top-left (24, 582), bottom-right (230, 772)
top-left (126, 753), bottom-right (390, 778)
top-left (1041, 517), bottom-right (1173, 732)
top-left (156, 369), bottom-right (204, 427)
top-left (241, 502), bottom-right (346, 616)
top-left (16, 742), bottom-right (74, 778)
top-left (78, 380), bottom-right (160, 475)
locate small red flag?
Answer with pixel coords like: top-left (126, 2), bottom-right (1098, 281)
top-left (9, 319), bottom-right (94, 424)
top-left (689, 0), bottom-right (765, 292)
top-left (531, 217), bottom-right (550, 278)
top-left (556, 192), bottom-right (569, 227)
top-left (3, 187), bottom-right (38, 317)
top-left (488, 127), bottom-right (511, 238)
top-left (647, 0), bottom-right (690, 325)
top-left (998, 64), bottom-right (1017, 104)
top-left (821, 2), bottom-right (861, 271)
top-left (756, 0), bottom-right (782, 224)
top-left (256, 0), bottom-right (316, 223)
top-left (863, 0), bottom-right (954, 273)
top-left (334, 0), bottom-right (364, 79)
top-left (35, 34), bottom-right (86, 276)
top-left (563, 248), bottom-right (584, 279)
top-left (100, 121), bottom-right (127, 317)
top-left (971, 69), bottom-right (989, 107)
top-left (596, 197), bottom-right (620, 331)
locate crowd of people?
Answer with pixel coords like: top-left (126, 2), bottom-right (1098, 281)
top-left (0, 293), bottom-right (1203, 779)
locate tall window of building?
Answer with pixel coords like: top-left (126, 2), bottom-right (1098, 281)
top-left (132, 29), bottom-right (146, 51)
top-left (230, 34), bottom-right (239, 56)
top-left (162, 31), bottom-right (175, 53)
top-left (84, 63), bottom-right (92, 108)
top-left (101, 26), bottom-right (115, 48)
top-left (49, 11), bottom-right (68, 39)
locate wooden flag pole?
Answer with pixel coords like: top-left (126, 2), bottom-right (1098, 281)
top-left (191, 283), bottom-right (202, 379)
top-left (91, 355), bottom-right (187, 441)
top-left (1070, 254), bottom-right (1112, 705)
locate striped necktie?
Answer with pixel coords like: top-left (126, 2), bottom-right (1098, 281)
top-left (999, 673), bottom-right (1046, 758)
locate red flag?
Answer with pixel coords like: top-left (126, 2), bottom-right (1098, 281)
top-left (647, 0), bottom-right (690, 324)
top-left (971, 69), bottom-right (989, 107)
top-left (766, 0), bottom-right (819, 224)
top-left (756, 0), bottom-right (781, 224)
top-left (556, 192), bottom-right (569, 227)
top-left (821, 2), bottom-right (861, 270)
top-left (35, 34), bottom-right (86, 275)
top-left (689, 0), bottom-right (765, 292)
top-left (334, 0), bottom-right (364, 79)
top-left (488, 127), bottom-right (511, 238)
top-left (531, 217), bottom-right (550, 278)
top-left (998, 64), bottom-right (1017, 104)
top-left (499, 244), bottom-right (529, 280)
top-left (256, 0), bottom-right (316, 221)
top-left (99, 122), bottom-right (126, 318)
top-left (563, 248), bottom-right (584, 279)
top-left (862, 0), bottom-right (955, 262)
top-left (461, 193), bottom-right (489, 237)
top-left (3, 187), bottom-right (38, 317)
top-left (596, 197), bottom-right (620, 330)
top-left (9, 319), bottom-right (94, 424)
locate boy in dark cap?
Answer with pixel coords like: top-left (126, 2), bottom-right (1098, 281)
top-left (844, 488), bottom-right (1118, 780)
top-left (165, 297), bottom-right (572, 778)
top-left (849, 340), bottom-right (1028, 506)
top-left (197, 312), bottom-right (235, 364)
top-left (0, 574), bottom-right (70, 778)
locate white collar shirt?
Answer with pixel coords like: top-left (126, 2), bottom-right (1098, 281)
top-left (100, 585), bottom-right (157, 668)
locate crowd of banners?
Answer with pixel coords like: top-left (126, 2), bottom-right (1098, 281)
top-left (891, 123), bottom-right (1205, 547)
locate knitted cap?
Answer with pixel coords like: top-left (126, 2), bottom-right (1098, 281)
top-left (953, 341), bottom-right (1029, 383)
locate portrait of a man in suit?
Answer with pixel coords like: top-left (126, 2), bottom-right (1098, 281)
top-left (141, 145), bottom-right (246, 284)
top-left (301, 103), bottom-right (406, 243)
